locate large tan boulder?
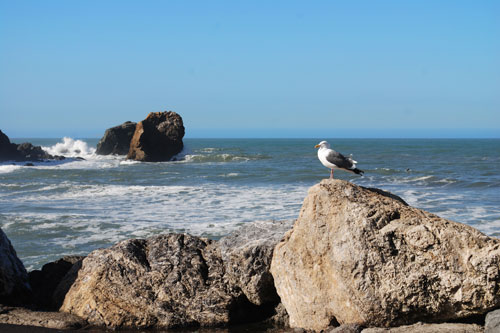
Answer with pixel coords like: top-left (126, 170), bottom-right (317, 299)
top-left (59, 233), bottom-right (266, 329)
top-left (271, 179), bottom-right (500, 331)
top-left (127, 111), bottom-right (184, 162)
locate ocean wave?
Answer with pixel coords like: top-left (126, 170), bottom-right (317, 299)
top-left (381, 175), bottom-right (459, 187)
top-left (220, 173), bottom-right (240, 177)
top-left (411, 175), bottom-right (434, 181)
top-left (1, 182), bottom-right (309, 269)
top-left (374, 167), bottom-right (400, 175)
top-left (464, 181), bottom-right (496, 188)
top-left (119, 160), bottom-right (141, 165)
top-left (182, 153), bottom-right (270, 163)
top-left (199, 147), bottom-right (224, 153)
top-left (42, 137), bottom-right (96, 158)
top-left (0, 165), bottom-right (23, 174)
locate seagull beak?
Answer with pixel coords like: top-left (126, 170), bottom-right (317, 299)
top-left (314, 144), bottom-right (320, 148)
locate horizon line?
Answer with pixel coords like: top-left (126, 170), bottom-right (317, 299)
top-left (6, 127), bottom-right (500, 140)
top-left (10, 136), bottom-right (500, 140)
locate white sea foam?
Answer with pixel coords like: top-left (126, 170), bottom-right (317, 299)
top-left (221, 173), bottom-right (239, 177)
top-left (200, 148), bottom-right (221, 153)
top-left (2, 181), bottom-right (309, 269)
top-left (42, 137), bottom-right (96, 158)
top-left (0, 165), bottom-right (23, 174)
top-left (4, 183), bottom-right (308, 241)
top-left (412, 175), bottom-right (434, 181)
top-left (120, 160), bottom-right (140, 165)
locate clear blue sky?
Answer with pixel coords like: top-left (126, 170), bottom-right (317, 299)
top-left (1, 1), bottom-right (499, 138)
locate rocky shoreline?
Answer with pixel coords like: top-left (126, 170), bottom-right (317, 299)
top-left (1, 179), bottom-right (500, 332)
top-left (0, 110), bottom-right (185, 165)
top-left (0, 130), bottom-right (65, 163)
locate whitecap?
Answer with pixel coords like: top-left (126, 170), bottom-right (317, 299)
top-left (0, 164), bottom-right (23, 174)
top-left (412, 175), bottom-right (434, 181)
top-left (42, 137), bottom-right (96, 158)
top-left (120, 160), bottom-right (141, 165)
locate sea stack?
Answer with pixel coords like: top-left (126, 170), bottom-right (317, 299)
top-left (127, 111), bottom-right (184, 162)
top-left (96, 121), bottom-right (137, 155)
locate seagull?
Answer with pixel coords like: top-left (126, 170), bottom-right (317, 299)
top-left (315, 140), bottom-right (364, 179)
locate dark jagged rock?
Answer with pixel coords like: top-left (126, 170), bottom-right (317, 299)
top-left (0, 130), bottom-right (63, 162)
top-left (15, 143), bottom-right (53, 161)
top-left (52, 258), bottom-right (83, 309)
top-left (219, 220), bottom-right (294, 306)
top-left (0, 229), bottom-right (31, 306)
top-left (28, 256), bottom-right (84, 310)
top-left (264, 303), bottom-right (290, 328)
top-left (0, 130), bottom-right (20, 162)
top-left (96, 121), bottom-right (137, 155)
top-left (127, 111), bottom-right (184, 162)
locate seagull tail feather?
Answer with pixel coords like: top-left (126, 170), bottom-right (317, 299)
top-left (352, 168), bottom-right (364, 175)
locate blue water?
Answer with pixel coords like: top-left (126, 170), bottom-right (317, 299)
top-left (1, 137), bottom-right (499, 270)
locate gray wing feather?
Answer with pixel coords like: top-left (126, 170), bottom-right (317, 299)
top-left (326, 150), bottom-right (354, 169)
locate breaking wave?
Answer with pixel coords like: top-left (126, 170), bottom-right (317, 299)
top-left (42, 137), bottom-right (96, 158)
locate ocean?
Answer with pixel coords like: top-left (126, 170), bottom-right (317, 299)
top-left (0, 138), bottom-right (499, 271)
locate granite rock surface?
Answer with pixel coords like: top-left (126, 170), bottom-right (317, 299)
top-left (271, 179), bottom-right (500, 330)
top-left (485, 309), bottom-right (500, 333)
top-left (60, 233), bottom-right (270, 329)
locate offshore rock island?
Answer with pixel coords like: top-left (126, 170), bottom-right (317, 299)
top-left (96, 111), bottom-right (185, 162)
top-left (0, 130), bottom-right (65, 162)
top-left (1, 180), bottom-right (499, 332)
top-left (0, 110), bottom-right (184, 163)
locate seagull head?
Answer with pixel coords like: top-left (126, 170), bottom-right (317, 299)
top-left (314, 140), bottom-right (330, 149)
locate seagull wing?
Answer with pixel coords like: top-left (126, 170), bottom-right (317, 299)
top-left (325, 150), bottom-right (355, 170)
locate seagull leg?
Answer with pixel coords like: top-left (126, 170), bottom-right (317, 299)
top-left (330, 169), bottom-right (334, 179)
